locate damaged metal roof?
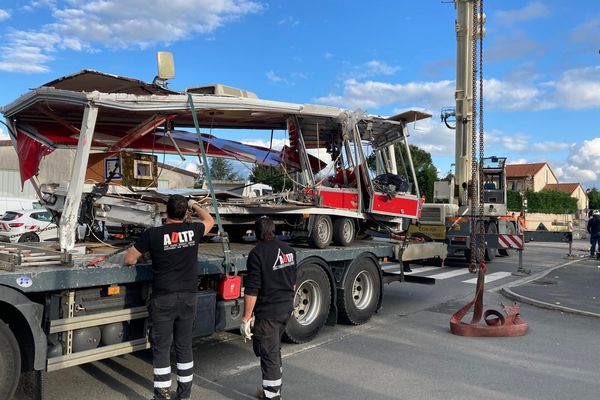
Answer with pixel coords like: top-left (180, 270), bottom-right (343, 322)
top-left (41, 69), bottom-right (179, 95)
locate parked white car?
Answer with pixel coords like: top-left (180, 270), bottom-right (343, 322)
top-left (0, 209), bottom-right (57, 243)
top-left (0, 197), bottom-right (43, 217)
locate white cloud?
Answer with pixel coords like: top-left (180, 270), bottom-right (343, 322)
top-left (0, 0), bottom-right (265, 73)
top-left (0, 9), bottom-right (10, 21)
top-left (0, 126), bottom-right (8, 139)
top-left (241, 138), bottom-right (289, 150)
top-left (266, 70), bottom-right (291, 85)
top-left (291, 72), bottom-right (307, 80)
top-left (555, 138), bottom-right (600, 186)
top-left (531, 141), bottom-right (572, 152)
top-left (316, 79), bottom-right (454, 111)
top-left (23, 1), bottom-right (57, 10)
top-left (183, 161), bottom-right (200, 173)
top-left (487, 31), bottom-right (543, 62)
top-left (496, 1), bottom-right (550, 25)
top-left (277, 16), bottom-right (299, 27)
top-left (570, 16), bottom-right (600, 50)
top-left (404, 117), bottom-right (455, 157)
top-left (485, 78), bottom-right (552, 111)
top-left (343, 60), bottom-right (401, 80)
top-left (316, 64), bottom-right (600, 114)
top-left (548, 66), bottom-right (600, 110)
top-left (508, 158), bottom-right (529, 165)
top-left (486, 130), bottom-right (572, 154)
top-left (323, 52), bottom-right (333, 60)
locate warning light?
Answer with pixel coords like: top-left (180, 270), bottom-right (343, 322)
top-left (107, 285), bottom-right (120, 296)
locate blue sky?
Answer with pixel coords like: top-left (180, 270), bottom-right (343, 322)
top-left (1, 0), bottom-right (599, 187)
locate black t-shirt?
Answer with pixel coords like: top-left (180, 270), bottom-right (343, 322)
top-left (134, 222), bottom-right (205, 295)
top-left (588, 216), bottom-right (600, 236)
top-left (244, 239), bottom-right (297, 319)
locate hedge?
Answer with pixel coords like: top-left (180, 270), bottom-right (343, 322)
top-left (506, 190), bottom-right (578, 214)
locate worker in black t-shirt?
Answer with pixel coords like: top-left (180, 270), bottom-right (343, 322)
top-left (241, 217), bottom-right (297, 400)
top-left (125, 195), bottom-right (214, 400)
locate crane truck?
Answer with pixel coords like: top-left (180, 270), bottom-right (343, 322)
top-left (413, 0), bottom-right (518, 262)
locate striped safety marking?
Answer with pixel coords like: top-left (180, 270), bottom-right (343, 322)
top-left (498, 234), bottom-right (524, 249)
top-left (462, 271), bottom-right (512, 284)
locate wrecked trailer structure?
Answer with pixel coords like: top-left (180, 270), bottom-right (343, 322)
top-left (0, 69), bottom-right (445, 399)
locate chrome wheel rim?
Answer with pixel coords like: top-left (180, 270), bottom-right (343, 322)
top-left (342, 219), bottom-right (353, 242)
top-left (352, 271), bottom-right (374, 310)
top-left (294, 279), bottom-right (322, 326)
top-left (316, 218), bottom-right (331, 242)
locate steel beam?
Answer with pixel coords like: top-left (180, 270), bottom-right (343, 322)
top-left (59, 104), bottom-right (98, 251)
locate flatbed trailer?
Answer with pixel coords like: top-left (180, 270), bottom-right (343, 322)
top-left (0, 65), bottom-right (448, 399)
top-left (0, 238), bottom-right (445, 399)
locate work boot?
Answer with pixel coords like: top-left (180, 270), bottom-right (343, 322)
top-left (256, 386), bottom-right (265, 399)
top-left (152, 388), bottom-right (172, 400)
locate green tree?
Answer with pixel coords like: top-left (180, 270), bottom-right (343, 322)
top-left (588, 188), bottom-right (600, 210)
top-left (396, 144), bottom-right (437, 201)
top-left (208, 158), bottom-right (239, 180)
top-left (367, 144), bottom-right (437, 201)
top-left (515, 190), bottom-right (578, 214)
top-left (442, 170), bottom-right (454, 182)
top-left (507, 190), bottom-right (522, 211)
top-left (249, 165), bottom-right (293, 192)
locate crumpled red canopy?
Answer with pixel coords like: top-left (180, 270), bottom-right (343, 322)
top-left (16, 130), bottom-right (53, 187)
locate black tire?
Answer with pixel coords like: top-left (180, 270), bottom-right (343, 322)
top-left (337, 257), bottom-right (381, 325)
top-left (332, 217), bottom-right (355, 247)
top-left (18, 233), bottom-right (40, 243)
top-left (484, 222), bottom-right (497, 262)
top-left (284, 264), bottom-right (331, 344)
top-left (307, 215), bottom-right (332, 249)
top-left (498, 223), bottom-right (516, 256)
top-left (0, 321), bottom-right (21, 400)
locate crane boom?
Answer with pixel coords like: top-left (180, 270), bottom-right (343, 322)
top-left (454, 0), bottom-right (475, 207)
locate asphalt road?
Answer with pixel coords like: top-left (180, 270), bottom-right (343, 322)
top-left (16, 240), bottom-right (600, 400)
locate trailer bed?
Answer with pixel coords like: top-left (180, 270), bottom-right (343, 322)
top-left (0, 240), bottom-right (396, 293)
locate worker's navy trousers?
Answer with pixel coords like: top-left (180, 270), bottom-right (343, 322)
top-left (252, 314), bottom-right (290, 399)
top-left (150, 292), bottom-right (197, 399)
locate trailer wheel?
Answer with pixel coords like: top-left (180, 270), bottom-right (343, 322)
top-left (284, 264), bottom-right (331, 344)
top-left (0, 320), bottom-right (21, 400)
top-left (498, 223), bottom-right (516, 256)
top-left (18, 233), bottom-right (39, 243)
top-left (307, 215), bottom-right (332, 249)
top-left (337, 257), bottom-right (381, 325)
top-left (484, 223), bottom-right (497, 262)
top-left (332, 217), bottom-right (355, 247)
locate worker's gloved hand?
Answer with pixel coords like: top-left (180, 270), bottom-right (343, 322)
top-left (188, 199), bottom-right (197, 209)
top-left (240, 316), bottom-right (254, 342)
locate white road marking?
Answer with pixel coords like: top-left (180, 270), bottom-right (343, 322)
top-left (404, 266), bottom-right (442, 275)
top-left (462, 271), bottom-right (512, 284)
top-left (428, 269), bottom-right (472, 280)
top-left (380, 264), bottom-right (442, 275)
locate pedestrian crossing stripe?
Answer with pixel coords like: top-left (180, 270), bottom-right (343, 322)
top-left (381, 265), bottom-right (513, 285)
top-left (462, 271), bottom-right (512, 284)
top-left (427, 269), bottom-right (471, 280)
top-left (498, 234), bottom-right (524, 249)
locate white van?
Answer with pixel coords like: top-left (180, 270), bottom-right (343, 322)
top-left (0, 197), bottom-right (43, 217)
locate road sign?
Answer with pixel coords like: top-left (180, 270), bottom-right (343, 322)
top-left (498, 234), bottom-right (523, 249)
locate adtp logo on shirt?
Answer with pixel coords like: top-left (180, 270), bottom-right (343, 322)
top-left (163, 230), bottom-right (195, 250)
top-left (273, 248), bottom-right (294, 270)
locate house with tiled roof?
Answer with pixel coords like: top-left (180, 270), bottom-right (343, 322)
top-left (506, 162), bottom-right (558, 192)
top-left (543, 183), bottom-right (588, 215)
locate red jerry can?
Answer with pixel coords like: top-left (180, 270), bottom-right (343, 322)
top-left (218, 274), bottom-right (241, 300)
